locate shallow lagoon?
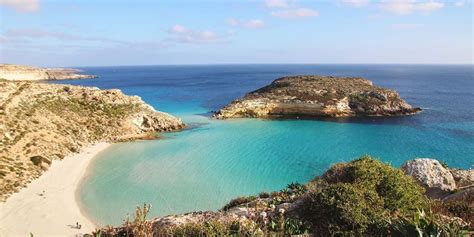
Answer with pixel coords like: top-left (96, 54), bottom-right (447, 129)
top-left (52, 64), bottom-right (473, 225)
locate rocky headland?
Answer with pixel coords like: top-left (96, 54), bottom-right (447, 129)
top-left (95, 156), bottom-right (473, 236)
top-left (0, 64), bottom-right (97, 81)
top-left (215, 75), bottom-right (421, 119)
top-left (0, 80), bottom-right (184, 201)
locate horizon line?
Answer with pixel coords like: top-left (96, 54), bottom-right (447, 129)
top-left (66, 62), bottom-right (474, 68)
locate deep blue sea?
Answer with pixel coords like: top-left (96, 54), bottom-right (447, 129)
top-left (52, 64), bottom-right (474, 225)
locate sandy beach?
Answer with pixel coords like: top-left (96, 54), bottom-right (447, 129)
top-left (0, 142), bottom-right (110, 237)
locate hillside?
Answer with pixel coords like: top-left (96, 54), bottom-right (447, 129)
top-left (0, 81), bottom-right (184, 201)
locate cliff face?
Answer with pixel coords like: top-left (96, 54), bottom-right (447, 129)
top-left (0, 81), bottom-right (184, 201)
top-left (0, 64), bottom-right (96, 81)
top-left (214, 75), bottom-right (421, 119)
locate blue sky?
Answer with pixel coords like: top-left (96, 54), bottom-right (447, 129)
top-left (0, 0), bottom-right (472, 66)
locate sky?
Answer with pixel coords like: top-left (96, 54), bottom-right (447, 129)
top-left (0, 0), bottom-right (472, 67)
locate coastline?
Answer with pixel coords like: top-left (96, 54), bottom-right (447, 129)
top-left (0, 142), bottom-right (110, 237)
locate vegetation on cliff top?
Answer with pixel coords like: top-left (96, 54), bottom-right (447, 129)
top-left (215, 75), bottom-right (422, 119)
top-left (93, 156), bottom-right (472, 237)
top-left (0, 81), bottom-right (184, 201)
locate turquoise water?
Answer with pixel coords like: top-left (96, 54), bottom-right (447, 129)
top-left (53, 65), bottom-right (474, 225)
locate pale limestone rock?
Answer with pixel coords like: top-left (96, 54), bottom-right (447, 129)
top-left (227, 207), bottom-right (250, 217)
top-left (401, 158), bottom-right (456, 199)
top-left (215, 75), bottom-right (421, 119)
top-left (450, 169), bottom-right (474, 189)
top-left (0, 64), bottom-right (96, 81)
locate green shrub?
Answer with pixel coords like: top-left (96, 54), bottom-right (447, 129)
top-left (258, 192), bottom-right (270, 198)
top-left (221, 195), bottom-right (257, 211)
top-left (301, 156), bottom-right (429, 235)
top-left (268, 216), bottom-right (310, 236)
top-left (121, 203), bottom-right (153, 237)
top-left (302, 183), bottom-right (387, 234)
top-left (391, 209), bottom-right (470, 237)
top-left (338, 156), bottom-right (428, 213)
top-left (284, 182), bottom-right (307, 195)
top-left (163, 220), bottom-right (263, 236)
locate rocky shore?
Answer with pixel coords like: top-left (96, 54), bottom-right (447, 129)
top-left (0, 64), bottom-right (97, 81)
top-left (95, 157), bottom-right (473, 236)
top-left (215, 75), bottom-right (421, 119)
top-left (0, 81), bottom-right (185, 201)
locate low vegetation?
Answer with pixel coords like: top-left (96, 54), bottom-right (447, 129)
top-left (0, 81), bottom-right (184, 201)
top-left (93, 156), bottom-right (472, 237)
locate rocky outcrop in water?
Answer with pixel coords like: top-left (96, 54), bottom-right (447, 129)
top-left (0, 81), bottom-right (184, 201)
top-left (214, 75), bottom-right (421, 119)
top-left (0, 64), bottom-right (96, 81)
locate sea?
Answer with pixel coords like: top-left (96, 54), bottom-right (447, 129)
top-left (51, 64), bottom-right (474, 225)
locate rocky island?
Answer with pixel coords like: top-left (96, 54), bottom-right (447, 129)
top-left (215, 75), bottom-right (421, 119)
top-left (0, 64), bottom-right (97, 81)
top-left (0, 80), bottom-right (184, 201)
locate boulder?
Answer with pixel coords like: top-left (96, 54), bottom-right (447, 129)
top-left (401, 158), bottom-right (456, 199)
top-left (450, 169), bottom-right (474, 189)
top-left (443, 187), bottom-right (474, 206)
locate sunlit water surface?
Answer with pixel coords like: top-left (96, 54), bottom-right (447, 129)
top-left (52, 64), bottom-right (473, 225)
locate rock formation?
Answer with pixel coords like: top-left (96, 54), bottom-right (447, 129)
top-left (401, 158), bottom-right (474, 200)
top-left (450, 169), bottom-right (474, 189)
top-left (214, 75), bottom-right (421, 119)
top-left (401, 159), bottom-right (456, 199)
top-left (0, 81), bottom-right (184, 201)
top-left (0, 64), bottom-right (96, 81)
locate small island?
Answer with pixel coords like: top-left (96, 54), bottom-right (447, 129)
top-left (215, 75), bottom-right (421, 119)
top-left (0, 64), bottom-right (97, 81)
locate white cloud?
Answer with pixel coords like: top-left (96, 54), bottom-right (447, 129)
top-left (4, 28), bottom-right (129, 44)
top-left (227, 18), bottom-right (265, 29)
top-left (243, 19), bottom-right (265, 29)
top-left (415, 1), bottom-right (444, 12)
top-left (454, 1), bottom-right (465, 7)
top-left (271, 8), bottom-right (319, 19)
top-left (379, 0), bottom-right (444, 15)
top-left (0, 0), bottom-right (39, 12)
top-left (339, 0), bottom-right (370, 7)
top-left (391, 23), bottom-right (423, 29)
top-left (168, 24), bottom-right (187, 34)
top-left (264, 0), bottom-right (289, 8)
top-left (166, 24), bottom-right (223, 44)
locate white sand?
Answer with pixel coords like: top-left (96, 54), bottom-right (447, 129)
top-left (0, 142), bottom-right (110, 237)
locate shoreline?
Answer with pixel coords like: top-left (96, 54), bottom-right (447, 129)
top-left (0, 142), bottom-right (110, 237)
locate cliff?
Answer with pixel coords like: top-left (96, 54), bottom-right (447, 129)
top-left (0, 81), bottom-right (185, 201)
top-left (0, 64), bottom-right (96, 81)
top-left (214, 75), bottom-right (421, 119)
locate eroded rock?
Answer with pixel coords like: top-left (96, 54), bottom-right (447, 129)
top-left (0, 64), bottom-right (96, 81)
top-left (214, 75), bottom-right (421, 119)
top-left (401, 158), bottom-right (457, 199)
top-left (450, 169), bottom-right (474, 189)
